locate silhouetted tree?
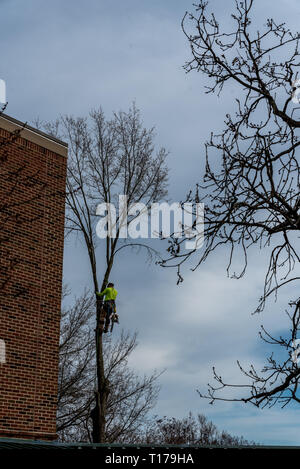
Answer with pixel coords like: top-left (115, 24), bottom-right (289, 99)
top-left (160, 0), bottom-right (300, 408)
top-left (53, 103), bottom-right (168, 442)
top-left (57, 289), bottom-right (162, 443)
top-left (135, 412), bottom-right (253, 446)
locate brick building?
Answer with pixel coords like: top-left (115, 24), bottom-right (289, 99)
top-left (0, 114), bottom-right (67, 440)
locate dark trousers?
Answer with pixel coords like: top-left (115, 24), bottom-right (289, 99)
top-left (104, 300), bottom-right (115, 329)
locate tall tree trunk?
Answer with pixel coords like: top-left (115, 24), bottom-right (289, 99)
top-left (92, 269), bottom-right (112, 442)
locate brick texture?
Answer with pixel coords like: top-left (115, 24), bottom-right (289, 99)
top-left (0, 123), bottom-right (67, 441)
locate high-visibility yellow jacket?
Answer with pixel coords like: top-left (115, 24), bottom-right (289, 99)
top-left (96, 287), bottom-right (118, 301)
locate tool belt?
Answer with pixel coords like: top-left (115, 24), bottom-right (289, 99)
top-left (104, 299), bottom-right (116, 312)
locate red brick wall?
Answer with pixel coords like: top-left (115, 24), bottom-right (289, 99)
top-left (0, 123), bottom-right (67, 440)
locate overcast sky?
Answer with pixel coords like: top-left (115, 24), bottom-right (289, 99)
top-left (2, 0), bottom-right (300, 445)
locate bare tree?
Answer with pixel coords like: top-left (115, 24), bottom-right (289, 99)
top-left (160, 0), bottom-right (300, 408)
top-left (104, 331), bottom-right (162, 443)
top-left (50, 103), bottom-right (168, 442)
top-left (57, 290), bottom-right (162, 443)
top-left (57, 287), bottom-right (95, 440)
top-left (134, 412), bottom-right (253, 446)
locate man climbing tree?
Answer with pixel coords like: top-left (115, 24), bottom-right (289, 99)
top-left (57, 289), bottom-right (162, 443)
top-left (45, 103), bottom-right (168, 442)
top-left (96, 282), bottom-right (118, 333)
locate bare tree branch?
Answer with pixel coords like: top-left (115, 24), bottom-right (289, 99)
top-left (159, 0), bottom-right (300, 408)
